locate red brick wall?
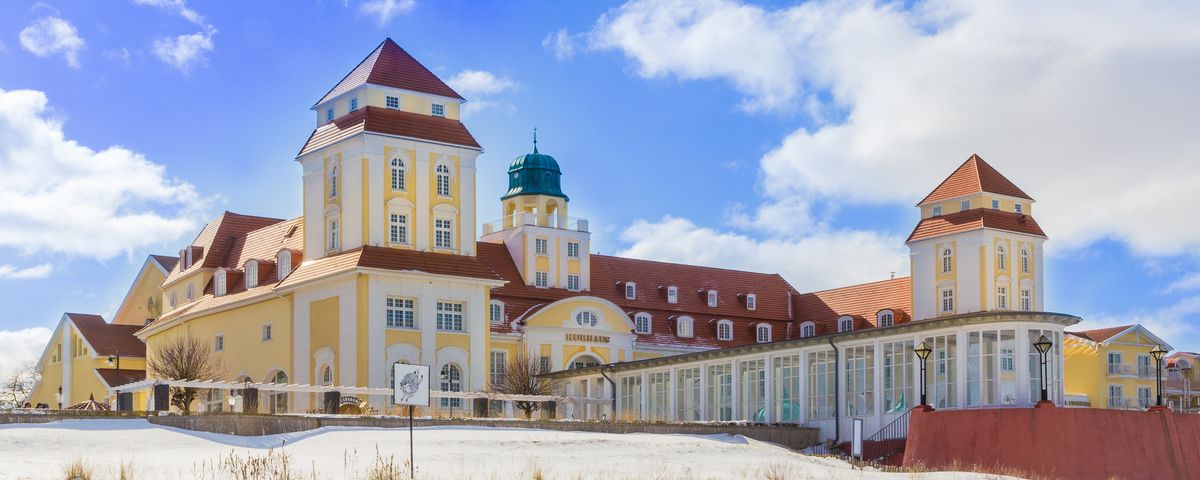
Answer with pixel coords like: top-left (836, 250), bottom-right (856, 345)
top-left (903, 406), bottom-right (1200, 480)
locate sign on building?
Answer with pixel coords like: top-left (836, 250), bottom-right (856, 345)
top-left (393, 364), bottom-right (431, 406)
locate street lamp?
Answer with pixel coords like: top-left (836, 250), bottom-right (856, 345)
top-left (1151, 344), bottom-right (1169, 408)
top-left (55, 387), bottom-right (63, 410)
top-left (1034, 335), bottom-right (1054, 403)
top-left (914, 341), bottom-right (933, 407)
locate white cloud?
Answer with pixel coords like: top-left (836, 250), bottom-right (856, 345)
top-left (18, 16), bottom-right (85, 68)
top-left (0, 327), bottom-right (52, 384)
top-left (132, 0), bottom-right (206, 26)
top-left (0, 88), bottom-right (207, 260)
top-left (1166, 272), bottom-right (1200, 293)
top-left (618, 216), bottom-right (908, 292)
top-left (103, 47), bottom-right (131, 66)
top-left (446, 70), bottom-right (519, 117)
top-left (589, 0), bottom-right (1200, 256)
top-left (1077, 296), bottom-right (1200, 352)
top-left (359, 0), bottom-right (417, 26)
top-left (543, 29), bottom-right (581, 61)
top-left (151, 29), bottom-right (214, 75)
top-left (0, 264), bottom-right (53, 280)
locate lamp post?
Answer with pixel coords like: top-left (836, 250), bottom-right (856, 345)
top-left (1151, 344), bottom-right (1168, 408)
top-left (107, 350), bottom-right (121, 409)
top-left (1034, 335), bottom-right (1054, 403)
top-left (914, 341), bottom-right (933, 408)
top-left (55, 387), bottom-right (63, 410)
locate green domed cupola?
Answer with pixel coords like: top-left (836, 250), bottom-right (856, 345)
top-left (502, 131), bottom-right (568, 201)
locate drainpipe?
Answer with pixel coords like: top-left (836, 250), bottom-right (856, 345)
top-left (599, 365), bottom-right (617, 421)
top-left (827, 337), bottom-right (840, 444)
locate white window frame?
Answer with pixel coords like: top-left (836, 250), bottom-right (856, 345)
top-left (391, 157), bottom-right (406, 191)
top-left (746, 293), bottom-right (757, 311)
top-left (436, 301), bottom-right (465, 332)
top-left (676, 316), bottom-right (694, 338)
top-left (329, 165), bottom-right (338, 198)
top-left (386, 297), bottom-right (416, 329)
top-left (489, 351), bottom-right (507, 387)
top-left (1014, 203), bottom-right (1023, 214)
top-left (489, 301), bottom-right (504, 325)
top-left (800, 321), bottom-right (816, 338)
top-left (321, 365), bottom-right (334, 386)
top-left (386, 95), bottom-right (399, 110)
top-left (997, 244), bottom-right (1007, 270)
top-left (1021, 248), bottom-right (1030, 273)
top-left (435, 164), bottom-right (452, 197)
top-left (214, 334), bottom-right (224, 352)
top-left (997, 286), bottom-right (1008, 309)
top-left (327, 216), bottom-right (340, 252)
top-left (667, 286), bottom-right (678, 304)
top-left (214, 270), bottom-right (227, 297)
top-left (245, 261), bottom-right (258, 289)
top-left (325, 108), bottom-right (334, 123)
top-left (940, 287), bottom-right (955, 313)
top-left (877, 310), bottom-right (894, 327)
top-left (575, 310), bottom-right (599, 328)
top-left (932, 205), bottom-right (943, 216)
top-left (756, 324), bottom-right (771, 343)
top-left (992, 199), bottom-right (1000, 209)
top-left (625, 282), bottom-right (637, 300)
top-left (716, 320), bottom-right (734, 341)
top-left (941, 247), bottom-right (953, 273)
top-left (707, 290), bottom-right (718, 308)
top-left (1020, 288), bottom-right (1032, 311)
top-left (960, 200), bottom-right (971, 210)
top-left (261, 324), bottom-right (272, 342)
top-left (634, 313), bottom-right (651, 334)
top-left (434, 217), bottom-right (454, 250)
top-left (535, 238), bottom-right (549, 256)
top-left (187, 283), bottom-right (195, 301)
top-left (838, 315), bottom-right (854, 333)
top-left (431, 103), bottom-right (445, 117)
top-left (349, 97), bottom-right (358, 112)
top-left (567, 241), bottom-right (581, 258)
top-left (277, 250), bottom-right (292, 278)
top-left (566, 274), bottom-right (581, 291)
top-left (389, 212), bottom-right (409, 245)
top-left (534, 271), bottom-right (549, 288)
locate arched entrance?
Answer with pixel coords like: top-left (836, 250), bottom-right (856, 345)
top-left (569, 354), bottom-right (601, 370)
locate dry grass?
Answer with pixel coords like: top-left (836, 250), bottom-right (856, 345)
top-left (212, 449), bottom-right (302, 480)
top-left (62, 457), bottom-right (93, 480)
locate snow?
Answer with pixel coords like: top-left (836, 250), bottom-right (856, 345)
top-left (0, 419), bottom-right (1002, 479)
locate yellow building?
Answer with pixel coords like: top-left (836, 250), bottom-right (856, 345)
top-left (1063, 324), bottom-right (1170, 409)
top-left (1164, 351), bottom-right (1200, 412)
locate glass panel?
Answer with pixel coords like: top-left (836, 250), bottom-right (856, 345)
top-left (675, 367), bottom-right (701, 421)
top-left (772, 355), bottom-right (802, 423)
top-left (924, 334), bottom-right (957, 408)
top-left (844, 345), bottom-right (874, 416)
top-left (882, 340), bottom-right (913, 414)
top-left (648, 372), bottom-right (670, 421)
top-left (808, 350), bottom-right (835, 420)
top-left (619, 376), bottom-right (643, 420)
top-left (739, 359), bottom-right (766, 421)
top-left (707, 364), bottom-right (733, 421)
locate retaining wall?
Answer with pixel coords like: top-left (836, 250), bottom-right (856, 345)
top-left (903, 406), bottom-right (1200, 480)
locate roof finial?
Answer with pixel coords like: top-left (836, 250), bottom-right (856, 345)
top-left (533, 127), bottom-right (539, 154)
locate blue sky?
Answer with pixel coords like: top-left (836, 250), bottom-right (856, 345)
top-left (2, 0), bottom-right (1200, 376)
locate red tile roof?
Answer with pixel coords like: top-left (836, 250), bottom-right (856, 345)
top-left (906, 208), bottom-right (1046, 243)
top-left (918, 154), bottom-right (1033, 205)
top-left (95, 368), bottom-right (145, 388)
top-left (150, 255), bottom-right (178, 272)
top-left (1066, 325), bottom-right (1134, 343)
top-left (299, 106), bottom-right (481, 155)
top-left (792, 277), bottom-right (912, 335)
top-left (67, 313), bottom-right (146, 357)
top-left (275, 245), bottom-right (504, 290)
top-left (163, 212), bottom-right (284, 286)
top-left (315, 38), bottom-right (463, 107)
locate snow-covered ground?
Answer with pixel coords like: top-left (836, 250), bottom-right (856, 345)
top-left (0, 419), bottom-right (1003, 479)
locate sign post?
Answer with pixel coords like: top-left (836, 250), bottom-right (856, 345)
top-left (851, 418), bottom-right (864, 461)
top-left (393, 363), bottom-right (430, 479)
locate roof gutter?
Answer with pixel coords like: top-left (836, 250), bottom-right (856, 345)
top-left (599, 364), bottom-right (617, 421)
top-left (828, 337), bottom-right (840, 444)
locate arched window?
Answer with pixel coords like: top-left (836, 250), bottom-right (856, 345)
top-left (391, 158), bottom-right (405, 191)
top-left (277, 250), bottom-right (292, 277)
top-left (436, 164), bottom-right (451, 197)
top-left (838, 316), bottom-right (854, 333)
top-left (800, 321), bottom-right (816, 338)
top-left (270, 371), bottom-right (289, 414)
top-left (756, 324), bottom-right (771, 343)
top-left (329, 165), bottom-right (338, 198)
top-left (634, 313), bottom-right (651, 334)
top-left (667, 286), bottom-right (678, 304)
top-left (214, 270), bottom-right (227, 297)
top-left (320, 365), bottom-right (333, 386)
top-left (877, 310), bottom-right (894, 327)
top-left (707, 290), bottom-right (718, 307)
top-left (245, 261), bottom-right (258, 289)
top-left (440, 364), bottom-right (462, 408)
top-left (941, 248), bottom-right (953, 273)
top-left (489, 301), bottom-right (504, 325)
top-left (716, 320), bottom-right (733, 341)
top-left (327, 217), bottom-right (340, 252)
top-left (997, 244), bottom-right (1007, 270)
top-left (575, 311), bottom-right (598, 328)
top-left (676, 316), bottom-right (694, 338)
top-left (746, 293), bottom-right (757, 311)
top-left (1021, 248), bottom-right (1030, 274)
top-left (169, 292), bottom-right (178, 308)
top-left (625, 282), bottom-right (637, 300)
top-left (186, 283), bottom-right (195, 301)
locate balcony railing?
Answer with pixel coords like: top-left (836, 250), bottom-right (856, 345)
top-left (481, 213), bottom-right (589, 235)
top-left (1108, 396), bottom-right (1153, 409)
top-left (1108, 364), bottom-right (1136, 376)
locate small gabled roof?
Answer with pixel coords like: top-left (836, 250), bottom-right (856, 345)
top-left (298, 106), bottom-right (480, 156)
top-left (149, 255), bottom-right (179, 273)
top-left (315, 38), bottom-right (463, 107)
top-left (66, 313), bottom-right (146, 357)
top-left (1066, 324), bottom-right (1173, 350)
top-left (918, 154), bottom-right (1033, 206)
top-left (163, 211), bottom-right (284, 286)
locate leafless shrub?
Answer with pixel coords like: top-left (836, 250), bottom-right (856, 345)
top-left (491, 344), bottom-right (553, 419)
top-left (146, 335), bottom-right (224, 414)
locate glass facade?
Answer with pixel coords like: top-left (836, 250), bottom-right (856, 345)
top-left (808, 350), bottom-right (836, 420)
top-left (739, 359), bottom-right (766, 421)
top-left (773, 354), bottom-right (802, 423)
top-left (707, 363), bottom-right (733, 421)
top-left (676, 367), bottom-right (702, 421)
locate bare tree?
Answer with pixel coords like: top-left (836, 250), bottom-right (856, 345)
top-left (1, 362), bottom-right (39, 409)
top-left (491, 345), bottom-right (553, 419)
top-left (146, 335), bottom-right (224, 414)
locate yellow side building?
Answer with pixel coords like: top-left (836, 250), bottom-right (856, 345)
top-left (1063, 324), bottom-right (1170, 409)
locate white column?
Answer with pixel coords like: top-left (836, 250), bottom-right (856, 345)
top-left (1016, 326), bottom-right (1030, 405)
top-left (764, 354), bottom-right (775, 423)
top-left (873, 340), bottom-right (884, 430)
top-left (419, 291), bottom-right (437, 372)
top-left (61, 320), bottom-right (72, 405)
top-left (956, 330), bottom-right (969, 408)
top-left (366, 150), bottom-right (384, 246)
top-left (468, 291), bottom-right (487, 391)
top-left (414, 150), bottom-right (431, 251)
top-left (699, 363), bottom-right (709, 421)
top-left (668, 367), bottom-right (677, 421)
top-left (641, 372), bottom-right (649, 419)
top-left (798, 350), bottom-right (808, 424)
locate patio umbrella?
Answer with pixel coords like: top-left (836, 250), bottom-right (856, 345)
top-left (66, 394), bottom-right (111, 411)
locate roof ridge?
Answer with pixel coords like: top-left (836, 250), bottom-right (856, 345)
top-left (312, 38), bottom-right (387, 108)
top-left (590, 252), bottom-right (786, 278)
top-left (804, 276), bottom-right (911, 295)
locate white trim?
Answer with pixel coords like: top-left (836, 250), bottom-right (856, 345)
top-left (716, 319), bottom-right (734, 341)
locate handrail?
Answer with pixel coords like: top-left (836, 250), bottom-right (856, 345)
top-left (860, 409), bottom-right (912, 462)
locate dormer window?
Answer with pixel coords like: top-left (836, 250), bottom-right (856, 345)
top-left (667, 286), bottom-right (678, 304)
top-left (277, 250), bottom-right (292, 277)
top-left (746, 294), bottom-right (757, 311)
top-left (386, 96), bottom-right (399, 109)
top-left (676, 316), bottom-right (694, 338)
top-left (431, 103), bottom-right (445, 117)
top-left (186, 283), bottom-right (195, 301)
top-left (800, 321), bottom-right (815, 338)
top-left (756, 324), bottom-right (771, 343)
top-left (185, 248), bottom-right (193, 269)
top-left (960, 200), bottom-right (970, 210)
top-left (625, 282), bottom-right (636, 300)
top-left (716, 320), bottom-right (733, 341)
top-left (707, 290), bottom-right (718, 307)
top-left (838, 315), bottom-right (854, 333)
top-left (992, 199), bottom-right (1000, 209)
top-left (1014, 203), bottom-right (1023, 214)
top-left (245, 261), bottom-right (258, 289)
top-left (326, 108), bottom-right (334, 123)
top-left (634, 313), bottom-right (651, 334)
top-left (214, 270), bottom-right (227, 297)
top-left (349, 97), bottom-right (358, 112)
top-left (932, 205), bottom-right (942, 216)
top-left (877, 310), bottom-right (894, 327)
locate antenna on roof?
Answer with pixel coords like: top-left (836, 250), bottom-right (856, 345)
top-left (532, 127), bottom-right (538, 154)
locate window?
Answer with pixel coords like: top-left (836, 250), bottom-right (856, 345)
top-left (1014, 203), bottom-right (1023, 214)
top-left (439, 364), bottom-right (461, 408)
top-left (966, 329), bottom-right (1018, 406)
top-left (1108, 384), bottom-right (1124, 408)
top-left (434, 218), bottom-right (453, 249)
top-left (567, 274), bottom-right (580, 291)
top-left (534, 271), bottom-right (548, 288)
top-left (386, 297), bottom-right (415, 328)
top-left (960, 200), bottom-right (971, 210)
top-left (1001, 347), bottom-right (1016, 372)
top-left (489, 302), bottom-right (504, 325)
top-left (717, 320), bottom-right (733, 341)
top-left (214, 270), bottom-right (227, 297)
top-left (327, 218), bottom-right (340, 251)
top-left (932, 205), bottom-right (943, 216)
top-left (667, 286), bottom-right (678, 304)
top-left (707, 363), bottom-right (733, 421)
top-left (349, 98), bottom-right (358, 112)
top-left (277, 251), bottom-right (292, 277)
top-left (746, 294), bottom-right (757, 311)
top-left (1107, 352), bottom-right (1123, 374)
top-left (940, 288), bottom-right (955, 313)
top-left (325, 108), bottom-right (334, 123)
top-left (431, 103), bottom-right (445, 117)
top-left (676, 367), bottom-right (702, 421)
top-left (567, 241), bottom-right (580, 258)
top-left (245, 261), bottom-right (258, 289)
top-left (808, 350), bottom-right (836, 420)
top-left (436, 301), bottom-right (464, 332)
top-left (261, 324), bottom-right (272, 342)
top-left (391, 158), bottom-right (405, 191)
top-left (270, 371), bottom-right (289, 413)
top-left (648, 371), bottom-right (671, 421)
top-left (620, 375), bottom-right (644, 418)
top-left (838, 316), bottom-right (854, 333)
top-left (489, 351), bottom-right (506, 387)
top-left (436, 164), bottom-right (451, 197)
top-left (386, 96), bottom-right (399, 109)
top-left (625, 282), bottom-right (636, 300)
top-left (535, 238), bottom-right (548, 255)
top-left (539, 356), bottom-right (551, 373)
top-left (321, 366), bottom-right (333, 386)
top-left (997, 286), bottom-right (1008, 309)
top-left (882, 341), bottom-right (913, 415)
top-left (707, 290), bottom-right (718, 307)
top-left (992, 199), bottom-right (1000, 209)
top-left (676, 317), bottom-right (693, 337)
top-left (169, 292), bottom-right (177, 308)
top-left (772, 355), bottom-right (802, 423)
top-left (634, 313), bottom-right (651, 334)
top-left (1021, 248), bottom-right (1030, 273)
top-left (575, 310), bottom-right (598, 328)
top-left (739, 359), bottom-right (766, 421)
top-left (925, 334), bottom-right (958, 408)
top-left (941, 247), bottom-right (953, 273)
top-left (329, 165), bottom-right (338, 197)
top-left (800, 321), bottom-right (816, 338)
top-left (214, 335), bottom-right (224, 352)
top-left (878, 310), bottom-right (894, 327)
top-left (844, 345), bottom-right (875, 416)
top-left (389, 213), bottom-right (408, 244)
top-left (756, 324), bottom-right (771, 343)
top-left (1138, 386), bottom-right (1152, 409)
top-left (1021, 288), bottom-right (1032, 311)
top-left (997, 244), bottom-right (1007, 270)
